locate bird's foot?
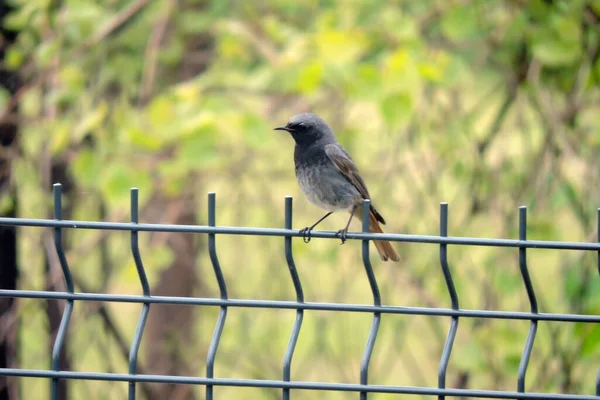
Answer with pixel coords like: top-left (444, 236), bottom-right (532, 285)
top-left (336, 228), bottom-right (348, 245)
top-left (299, 227), bottom-right (313, 243)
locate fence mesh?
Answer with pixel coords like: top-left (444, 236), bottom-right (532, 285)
top-left (1, 183), bottom-right (599, 400)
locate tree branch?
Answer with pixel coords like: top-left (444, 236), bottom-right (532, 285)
top-left (82, 0), bottom-right (151, 50)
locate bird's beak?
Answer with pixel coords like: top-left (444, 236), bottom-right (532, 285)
top-left (274, 125), bottom-right (290, 132)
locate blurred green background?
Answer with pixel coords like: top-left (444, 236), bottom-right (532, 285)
top-left (1, 0), bottom-right (600, 399)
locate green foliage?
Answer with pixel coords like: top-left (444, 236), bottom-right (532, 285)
top-left (0, 87), bottom-right (9, 112)
top-left (4, 0), bottom-right (600, 398)
top-left (531, 12), bottom-right (583, 67)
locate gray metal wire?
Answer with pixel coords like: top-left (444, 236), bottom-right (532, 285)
top-left (359, 200), bottom-right (380, 400)
top-left (206, 192), bottom-right (228, 400)
top-left (517, 207), bottom-right (538, 395)
top-left (50, 184), bottom-right (74, 400)
top-left (597, 209), bottom-right (600, 397)
top-left (128, 188), bottom-right (150, 400)
top-left (438, 202), bottom-right (458, 400)
top-left (283, 196), bottom-right (304, 400)
top-left (0, 185), bottom-right (599, 400)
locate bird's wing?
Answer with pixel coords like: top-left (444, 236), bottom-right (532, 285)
top-left (324, 143), bottom-right (371, 200)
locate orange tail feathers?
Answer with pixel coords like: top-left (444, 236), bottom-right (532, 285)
top-left (351, 205), bottom-right (400, 262)
top-left (368, 212), bottom-right (400, 262)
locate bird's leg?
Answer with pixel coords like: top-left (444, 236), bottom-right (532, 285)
top-left (336, 205), bottom-right (358, 245)
top-left (300, 211), bottom-right (333, 243)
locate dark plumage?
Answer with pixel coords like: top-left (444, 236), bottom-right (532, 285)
top-left (275, 113), bottom-right (400, 262)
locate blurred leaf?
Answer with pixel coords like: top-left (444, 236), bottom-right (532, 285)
top-left (386, 48), bottom-right (408, 71)
top-left (532, 40), bottom-right (581, 67)
top-left (177, 10), bottom-right (214, 34)
top-left (179, 111), bottom-right (218, 138)
top-left (451, 159), bottom-right (466, 178)
top-left (441, 5), bottom-right (478, 41)
top-left (0, 189), bottom-right (15, 214)
top-left (531, 15), bottom-right (582, 67)
top-left (528, 217), bottom-right (556, 239)
top-left (59, 64), bottom-right (86, 91)
top-left (577, 324), bottom-right (600, 358)
top-left (66, 2), bottom-right (106, 42)
top-left (127, 126), bottom-right (163, 151)
top-left (454, 340), bottom-right (486, 370)
top-left (99, 54), bottom-right (142, 88)
top-left (36, 38), bottom-right (60, 67)
top-left (178, 131), bottom-right (219, 169)
top-left (552, 15), bottom-right (581, 43)
top-left (73, 103), bottom-right (108, 141)
top-left (72, 148), bottom-right (102, 188)
top-left (382, 48), bottom-right (421, 96)
top-left (418, 62), bottom-right (443, 83)
top-left (20, 125), bottom-right (44, 159)
top-left (49, 121), bottom-right (71, 154)
top-left (242, 113), bottom-right (270, 149)
top-left (5, 47), bottom-right (24, 69)
top-left (148, 96), bottom-right (176, 128)
top-left (157, 159), bottom-right (187, 196)
top-left (146, 245), bottom-right (176, 275)
top-left (100, 162), bottom-right (153, 209)
top-left (380, 7), bottom-right (418, 42)
top-left (297, 61), bottom-right (323, 94)
top-left (158, 39), bottom-right (185, 66)
top-left (316, 29), bottom-right (367, 66)
top-left (593, 57), bottom-right (600, 86)
top-left (380, 92), bottom-right (412, 126)
top-left (0, 88), bottom-right (9, 113)
top-left (217, 31), bottom-right (251, 62)
top-left (442, 54), bottom-right (469, 86)
top-left (503, 352), bottom-right (522, 374)
top-left (173, 80), bottom-right (202, 102)
top-left (47, 87), bottom-right (78, 109)
top-left (526, 0), bottom-right (553, 20)
top-left (583, 277), bottom-right (600, 315)
top-left (347, 63), bottom-right (381, 99)
top-left (3, 3), bottom-right (35, 31)
top-left (495, 268), bottom-right (522, 296)
top-left (563, 265), bottom-right (582, 300)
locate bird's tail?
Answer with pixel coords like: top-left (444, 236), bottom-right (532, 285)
top-left (353, 206), bottom-right (400, 262)
top-left (369, 212), bottom-right (400, 262)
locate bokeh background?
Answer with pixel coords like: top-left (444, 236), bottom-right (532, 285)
top-left (1, 0), bottom-right (600, 399)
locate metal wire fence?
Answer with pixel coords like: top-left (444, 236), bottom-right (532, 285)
top-left (1, 183), bottom-right (600, 400)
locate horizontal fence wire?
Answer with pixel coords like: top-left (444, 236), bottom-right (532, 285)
top-left (0, 184), bottom-right (599, 400)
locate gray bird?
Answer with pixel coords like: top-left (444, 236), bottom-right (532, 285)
top-left (275, 113), bottom-right (400, 262)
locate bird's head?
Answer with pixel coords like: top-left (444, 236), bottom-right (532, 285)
top-left (274, 113), bottom-right (335, 145)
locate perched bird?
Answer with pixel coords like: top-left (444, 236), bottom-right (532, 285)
top-left (275, 113), bottom-right (400, 262)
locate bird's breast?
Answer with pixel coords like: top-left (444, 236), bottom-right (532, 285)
top-left (295, 161), bottom-right (361, 211)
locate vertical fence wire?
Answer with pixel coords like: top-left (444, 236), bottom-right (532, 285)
top-left (596, 208), bottom-right (600, 396)
top-left (283, 196), bottom-right (304, 400)
top-left (517, 207), bottom-right (538, 395)
top-left (50, 184), bottom-right (74, 400)
top-left (360, 199), bottom-right (381, 400)
top-left (128, 188), bottom-right (151, 400)
top-left (206, 192), bottom-right (228, 400)
top-left (438, 202), bottom-right (459, 400)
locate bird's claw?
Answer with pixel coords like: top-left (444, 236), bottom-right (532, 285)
top-left (336, 229), bottom-right (348, 245)
top-left (299, 227), bottom-right (312, 243)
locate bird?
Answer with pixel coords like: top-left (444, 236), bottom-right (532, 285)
top-left (274, 113), bottom-right (400, 262)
